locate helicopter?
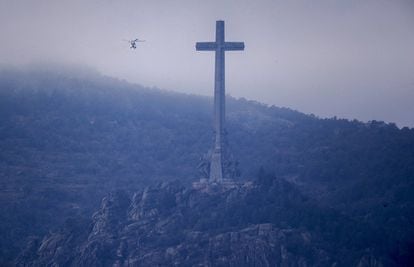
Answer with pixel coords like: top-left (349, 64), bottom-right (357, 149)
top-left (124, 38), bottom-right (145, 49)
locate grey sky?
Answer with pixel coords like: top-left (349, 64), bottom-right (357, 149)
top-left (1, 0), bottom-right (413, 127)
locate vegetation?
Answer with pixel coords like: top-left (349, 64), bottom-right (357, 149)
top-left (0, 67), bottom-right (413, 264)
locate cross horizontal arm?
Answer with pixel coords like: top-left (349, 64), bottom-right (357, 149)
top-left (196, 42), bottom-right (217, 51)
top-left (224, 42), bottom-right (245, 51)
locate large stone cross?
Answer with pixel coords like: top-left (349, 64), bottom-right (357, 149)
top-left (196, 20), bottom-right (244, 183)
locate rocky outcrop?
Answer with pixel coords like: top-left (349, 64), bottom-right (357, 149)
top-left (17, 179), bottom-right (388, 266)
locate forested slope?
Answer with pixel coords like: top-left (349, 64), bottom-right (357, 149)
top-left (0, 67), bottom-right (413, 265)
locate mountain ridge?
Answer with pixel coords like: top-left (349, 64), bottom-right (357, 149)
top-left (0, 67), bottom-right (413, 265)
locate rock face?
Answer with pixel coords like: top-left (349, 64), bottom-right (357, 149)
top-left (17, 178), bottom-right (389, 267)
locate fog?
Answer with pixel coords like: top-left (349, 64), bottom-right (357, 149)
top-left (1, 0), bottom-right (413, 127)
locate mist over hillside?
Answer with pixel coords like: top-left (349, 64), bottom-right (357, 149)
top-left (0, 67), bottom-right (413, 266)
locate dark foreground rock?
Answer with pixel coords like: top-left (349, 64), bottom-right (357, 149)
top-left (16, 179), bottom-right (394, 266)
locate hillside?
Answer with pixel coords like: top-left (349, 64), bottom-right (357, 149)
top-left (0, 67), bottom-right (414, 265)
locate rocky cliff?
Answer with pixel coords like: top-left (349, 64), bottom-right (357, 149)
top-left (16, 177), bottom-right (391, 267)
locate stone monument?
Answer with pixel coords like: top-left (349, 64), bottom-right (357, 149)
top-left (194, 20), bottom-right (244, 189)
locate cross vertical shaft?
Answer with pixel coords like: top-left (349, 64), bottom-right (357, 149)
top-left (196, 20), bottom-right (244, 183)
top-left (215, 21), bottom-right (224, 154)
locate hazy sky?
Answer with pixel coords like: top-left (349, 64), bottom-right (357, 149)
top-left (1, 0), bottom-right (413, 127)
